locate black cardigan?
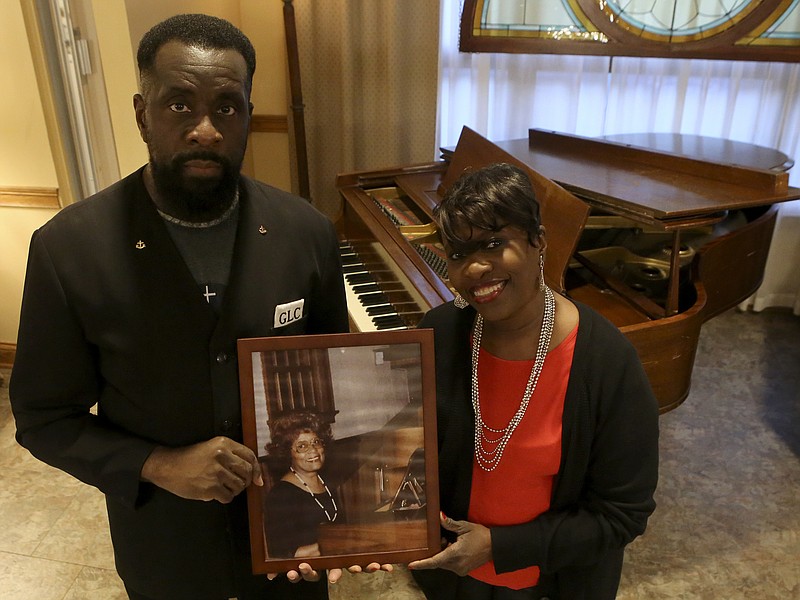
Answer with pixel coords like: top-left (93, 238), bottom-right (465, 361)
top-left (415, 301), bottom-right (659, 599)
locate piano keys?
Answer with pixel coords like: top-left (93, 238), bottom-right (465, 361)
top-left (335, 127), bottom-right (800, 412)
top-left (336, 177), bottom-right (454, 332)
top-left (339, 240), bottom-right (427, 330)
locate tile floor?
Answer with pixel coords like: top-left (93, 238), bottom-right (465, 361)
top-left (1, 307), bottom-right (798, 599)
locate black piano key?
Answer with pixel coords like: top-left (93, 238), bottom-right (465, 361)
top-left (353, 283), bottom-right (381, 294)
top-left (375, 318), bottom-right (406, 329)
top-left (345, 273), bottom-right (374, 285)
top-left (366, 305), bottom-right (395, 316)
top-left (373, 315), bottom-right (404, 326)
top-left (372, 315), bottom-right (405, 327)
top-left (359, 292), bottom-right (389, 306)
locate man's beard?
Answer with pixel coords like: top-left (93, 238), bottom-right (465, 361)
top-left (149, 150), bottom-right (241, 221)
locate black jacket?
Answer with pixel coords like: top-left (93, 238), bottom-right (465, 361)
top-left (10, 169), bottom-right (348, 599)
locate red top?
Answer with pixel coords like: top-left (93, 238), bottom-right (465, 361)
top-left (468, 324), bottom-right (577, 590)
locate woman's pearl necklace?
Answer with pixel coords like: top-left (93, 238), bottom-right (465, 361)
top-left (471, 285), bottom-right (555, 472)
top-left (290, 467), bottom-right (338, 522)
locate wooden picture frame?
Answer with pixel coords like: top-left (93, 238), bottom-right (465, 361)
top-left (237, 329), bottom-right (439, 573)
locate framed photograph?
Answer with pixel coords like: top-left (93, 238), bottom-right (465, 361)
top-left (237, 328), bottom-right (440, 574)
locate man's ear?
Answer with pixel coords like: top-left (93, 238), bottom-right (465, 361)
top-left (133, 94), bottom-right (148, 143)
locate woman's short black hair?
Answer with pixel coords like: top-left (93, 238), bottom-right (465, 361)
top-left (266, 412), bottom-right (333, 459)
top-left (435, 162), bottom-right (542, 247)
top-left (137, 14), bottom-right (256, 92)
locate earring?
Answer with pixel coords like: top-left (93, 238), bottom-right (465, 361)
top-left (539, 254), bottom-right (546, 291)
top-left (454, 293), bottom-right (469, 309)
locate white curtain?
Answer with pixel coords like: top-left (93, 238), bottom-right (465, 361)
top-left (437, 0), bottom-right (800, 315)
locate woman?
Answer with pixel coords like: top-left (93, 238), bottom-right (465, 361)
top-left (408, 163), bottom-right (659, 599)
top-left (264, 412), bottom-right (340, 559)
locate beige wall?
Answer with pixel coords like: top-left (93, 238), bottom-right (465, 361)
top-left (92, 0), bottom-right (147, 178)
top-left (241, 0), bottom-right (292, 189)
top-left (0, 0), bottom-right (292, 348)
top-left (0, 1), bottom-right (60, 346)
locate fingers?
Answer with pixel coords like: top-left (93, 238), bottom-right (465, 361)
top-left (229, 443), bottom-right (263, 486)
top-left (278, 567), bottom-right (324, 584)
top-left (439, 512), bottom-right (458, 531)
top-left (409, 548), bottom-right (459, 575)
top-left (412, 521), bottom-right (492, 576)
top-left (194, 438), bottom-right (258, 503)
top-left (408, 554), bottom-right (440, 571)
top-left (286, 569), bottom-right (301, 583)
top-left (206, 438), bottom-right (262, 501)
top-left (327, 568), bottom-right (344, 584)
top-left (296, 562), bottom-right (321, 582)
top-left (409, 543), bottom-right (456, 572)
top-left (440, 512), bottom-right (471, 536)
top-left (410, 515), bottom-right (463, 572)
top-left (253, 461), bottom-right (264, 486)
top-left (142, 438), bottom-right (261, 504)
top-left (343, 562), bottom-right (393, 576)
top-left (283, 563), bottom-right (393, 585)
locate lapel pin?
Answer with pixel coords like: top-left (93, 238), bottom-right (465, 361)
top-left (258, 225), bottom-right (267, 235)
top-left (135, 240), bottom-right (146, 250)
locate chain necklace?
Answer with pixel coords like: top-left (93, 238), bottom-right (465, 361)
top-left (290, 467), bottom-right (338, 522)
top-left (471, 285), bottom-right (555, 472)
top-left (157, 190), bottom-right (240, 229)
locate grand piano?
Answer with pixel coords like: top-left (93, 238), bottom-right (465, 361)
top-left (335, 127), bottom-right (800, 413)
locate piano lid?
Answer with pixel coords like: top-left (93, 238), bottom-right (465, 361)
top-left (489, 129), bottom-right (800, 227)
top-left (439, 127), bottom-right (591, 294)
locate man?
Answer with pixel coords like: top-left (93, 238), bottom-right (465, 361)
top-left (11, 14), bottom-right (349, 600)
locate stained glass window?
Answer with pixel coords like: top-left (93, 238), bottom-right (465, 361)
top-left (461, 0), bottom-right (800, 61)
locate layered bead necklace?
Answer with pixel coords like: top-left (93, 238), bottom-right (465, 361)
top-left (290, 467), bottom-right (338, 522)
top-left (471, 285), bottom-right (555, 472)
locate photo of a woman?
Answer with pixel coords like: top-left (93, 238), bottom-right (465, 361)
top-left (263, 412), bottom-right (341, 559)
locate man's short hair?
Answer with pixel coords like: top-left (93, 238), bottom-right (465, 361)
top-left (137, 13), bottom-right (256, 93)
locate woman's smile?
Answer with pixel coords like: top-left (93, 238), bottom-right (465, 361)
top-left (469, 279), bottom-right (507, 304)
top-left (446, 224), bottom-right (543, 328)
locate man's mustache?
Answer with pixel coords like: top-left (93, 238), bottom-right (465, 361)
top-left (172, 151), bottom-right (232, 169)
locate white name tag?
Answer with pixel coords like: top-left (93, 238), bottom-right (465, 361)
top-left (274, 299), bottom-right (305, 328)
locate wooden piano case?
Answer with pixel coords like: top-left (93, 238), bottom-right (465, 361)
top-left (335, 127), bottom-right (800, 413)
